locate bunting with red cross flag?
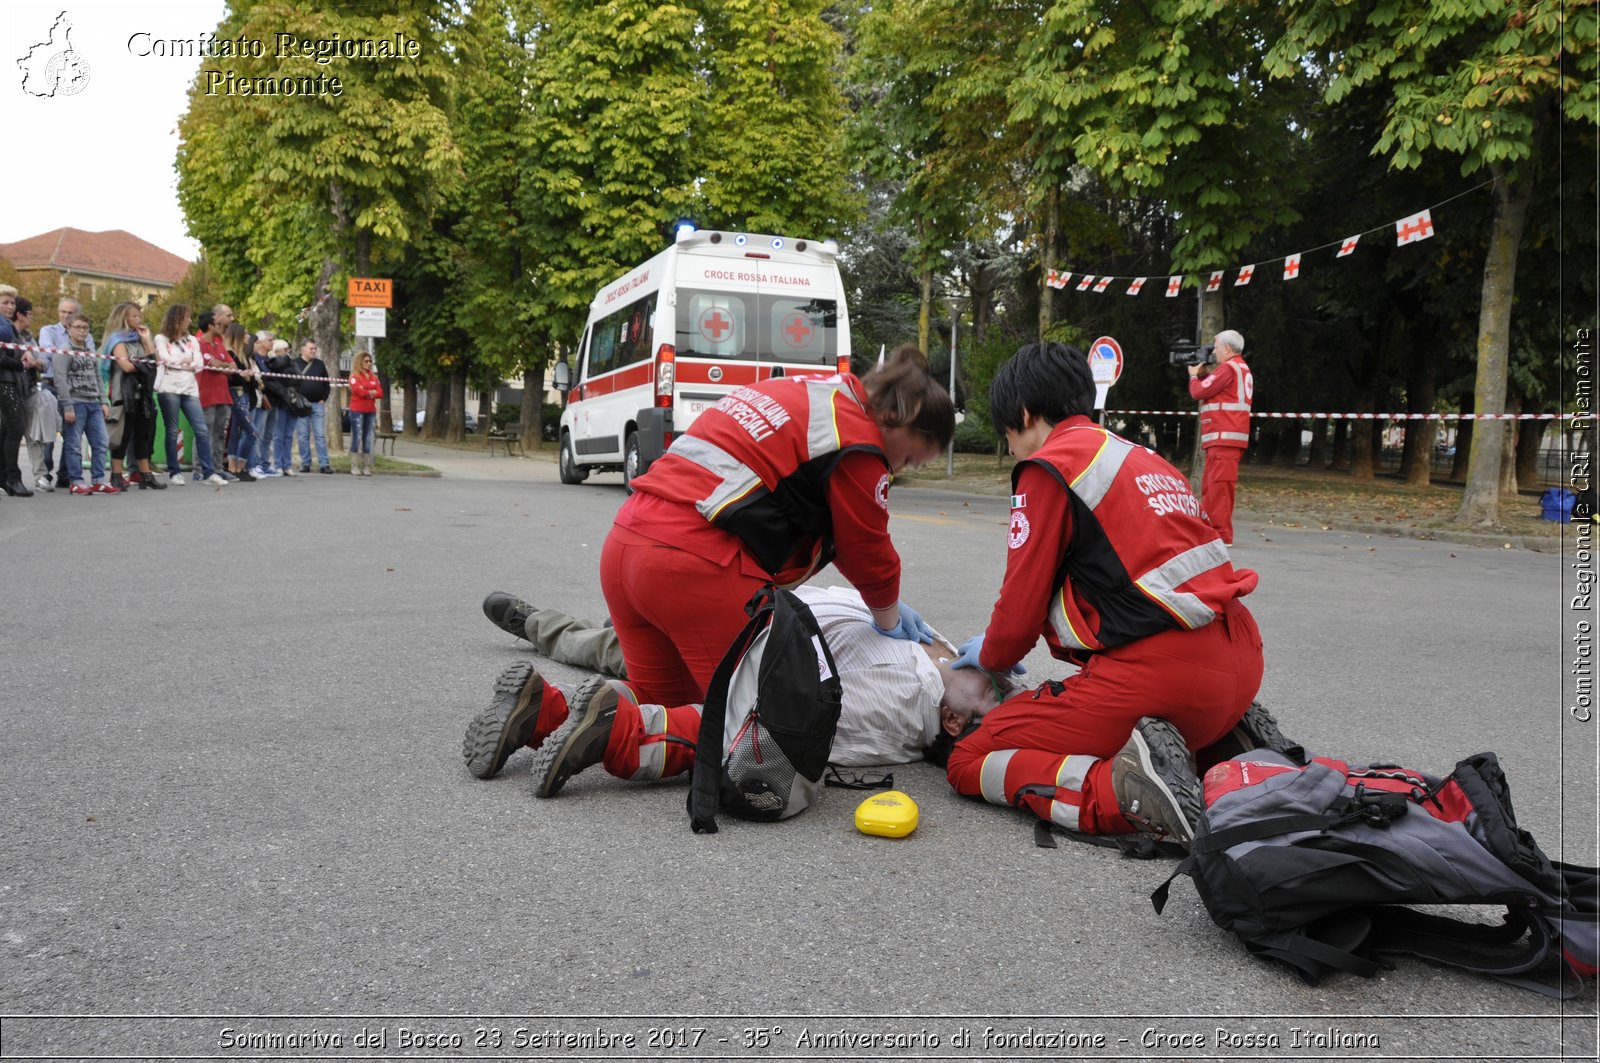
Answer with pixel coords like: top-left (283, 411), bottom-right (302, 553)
top-left (1127, 276), bottom-right (1147, 295)
top-left (1076, 274), bottom-right (1094, 291)
top-left (1166, 276), bottom-right (1183, 297)
top-left (1206, 271), bottom-right (1224, 292)
top-left (1283, 253), bottom-right (1301, 280)
top-left (1093, 275), bottom-right (1112, 292)
top-left (1234, 264), bottom-right (1255, 286)
top-left (1337, 234), bottom-right (1361, 257)
top-left (1395, 209), bottom-right (1434, 245)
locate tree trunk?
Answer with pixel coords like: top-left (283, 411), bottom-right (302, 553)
top-left (448, 368), bottom-right (468, 443)
top-left (1457, 165), bottom-right (1535, 525)
top-left (310, 256), bottom-right (344, 455)
top-left (1517, 417), bottom-right (1548, 488)
top-left (1308, 419), bottom-right (1329, 470)
top-left (477, 386), bottom-right (494, 442)
top-left (1451, 401), bottom-right (1473, 481)
top-left (1349, 402), bottom-right (1375, 480)
top-left (402, 375), bottom-right (419, 437)
top-left (377, 361), bottom-right (395, 434)
top-left (1499, 395), bottom-right (1520, 495)
top-left (424, 376), bottom-right (446, 439)
top-left (1329, 419), bottom-right (1350, 471)
top-left (1400, 325), bottom-right (1436, 485)
top-left (1277, 420), bottom-right (1300, 467)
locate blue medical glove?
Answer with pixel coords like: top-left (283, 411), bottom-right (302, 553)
top-left (873, 601), bottom-right (935, 645)
top-left (950, 635), bottom-right (987, 671)
top-left (950, 634), bottom-right (1027, 675)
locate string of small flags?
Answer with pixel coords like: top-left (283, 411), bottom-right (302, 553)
top-left (1044, 179), bottom-right (1492, 296)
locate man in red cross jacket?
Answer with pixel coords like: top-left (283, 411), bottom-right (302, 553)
top-left (1187, 329), bottom-right (1253, 545)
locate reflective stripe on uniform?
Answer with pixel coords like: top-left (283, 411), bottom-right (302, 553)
top-left (1051, 587), bottom-right (1096, 651)
top-left (1135, 540), bottom-right (1233, 628)
top-left (806, 379), bottom-right (843, 456)
top-left (1200, 430), bottom-right (1251, 444)
top-left (671, 434), bottom-right (765, 522)
top-left (1199, 401), bottom-right (1252, 412)
top-left (979, 749), bottom-right (1017, 805)
top-left (1067, 431), bottom-right (1134, 510)
top-left (1055, 754), bottom-right (1092, 791)
top-left (630, 702), bottom-right (669, 781)
top-left (1048, 797), bottom-right (1082, 832)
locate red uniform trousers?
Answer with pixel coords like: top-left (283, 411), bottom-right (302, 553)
top-left (599, 523), bottom-right (770, 706)
top-left (523, 680), bottom-right (702, 783)
top-left (946, 598), bottom-right (1264, 835)
top-left (1200, 445), bottom-right (1244, 545)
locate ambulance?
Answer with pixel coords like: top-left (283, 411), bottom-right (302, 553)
top-left (554, 226), bottom-right (852, 487)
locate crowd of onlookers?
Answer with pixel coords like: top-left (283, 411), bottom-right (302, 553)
top-left (0, 287), bottom-right (385, 497)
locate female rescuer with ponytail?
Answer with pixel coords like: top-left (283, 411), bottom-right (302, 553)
top-left (499, 356), bottom-right (955, 796)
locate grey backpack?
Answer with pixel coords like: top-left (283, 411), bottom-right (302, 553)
top-left (1155, 751), bottom-right (1599, 996)
top-left (688, 586), bottom-right (842, 832)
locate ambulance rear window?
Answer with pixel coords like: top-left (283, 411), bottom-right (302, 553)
top-left (676, 289), bottom-right (836, 366)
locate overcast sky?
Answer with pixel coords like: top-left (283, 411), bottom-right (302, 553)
top-left (5, 2), bottom-right (228, 261)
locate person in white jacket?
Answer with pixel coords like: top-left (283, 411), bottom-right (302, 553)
top-left (152, 303), bottom-right (225, 486)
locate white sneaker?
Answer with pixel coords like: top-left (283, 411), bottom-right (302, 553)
top-left (283, 467), bottom-right (297, 477)
top-left (204, 473), bottom-right (228, 485)
top-left (35, 475), bottom-right (54, 492)
top-left (169, 473), bottom-right (187, 486)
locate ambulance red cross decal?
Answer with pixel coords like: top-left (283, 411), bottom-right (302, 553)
top-left (781, 312), bottom-right (813, 348)
top-left (699, 308), bottom-right (732, 342)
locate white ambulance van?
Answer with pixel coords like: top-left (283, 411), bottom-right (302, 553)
top-left (554, 227), bottom-right (852, 487)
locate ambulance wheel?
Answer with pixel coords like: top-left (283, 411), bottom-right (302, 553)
top-left (559, 433), bottom-right (587, 484)
top-left (623, 432), bottom-right (642, 493)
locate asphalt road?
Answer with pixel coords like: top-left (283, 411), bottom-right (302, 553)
top-left (1, 453), bottom-right (1594, 1062)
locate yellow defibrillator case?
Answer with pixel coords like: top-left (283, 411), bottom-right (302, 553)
top-left (855, 790), bottom-right (919, 838)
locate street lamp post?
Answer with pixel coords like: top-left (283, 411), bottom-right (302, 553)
top-left (945, 295), bottom-right (970, 477)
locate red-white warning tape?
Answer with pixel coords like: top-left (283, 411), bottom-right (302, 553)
top-left (1, 339), bottom-right (352, 386)
top-left (1106, 409), bottom-right (1582, 421)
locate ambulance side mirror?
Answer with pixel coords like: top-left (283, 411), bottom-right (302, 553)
top-left (552, 359), bottom-right (571, 393)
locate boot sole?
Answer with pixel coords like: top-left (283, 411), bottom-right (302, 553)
top-left (528, 674), bottom-right (614, 799)
top-left (1131, 717), bottom-right (1205, 846)
top-left (462, 662), bottom-right (542, 779)
top-left (1238, 701), bottom-right (1295, 755)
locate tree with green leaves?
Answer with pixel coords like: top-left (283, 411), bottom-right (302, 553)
top-left (1266, 0), bottom-right (1597, 525)
top-left (697, 0), bottom-right (854, 237)
top-left (176, 0), bottom-right (461, 444)
top-left (516, 0), bottom-right (702, 353)
top-left (1011, 0), bottom-right (1320, 342)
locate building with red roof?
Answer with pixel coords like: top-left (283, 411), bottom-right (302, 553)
top-left (0, 227), bottom-right (191, 305)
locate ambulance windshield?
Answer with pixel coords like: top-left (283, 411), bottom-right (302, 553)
top-left (675, 289), bottom-right (837, 366)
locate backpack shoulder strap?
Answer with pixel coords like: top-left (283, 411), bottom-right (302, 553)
top-left (688, 586), bottom-right (777, 834)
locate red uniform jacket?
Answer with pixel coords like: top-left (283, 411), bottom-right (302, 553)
top-left (626, 373), bottom-right (901, 605)
top-left (981, 417), bottom-right (1258, 670)
top-left (1188, 356), bottom-right (1253, 450)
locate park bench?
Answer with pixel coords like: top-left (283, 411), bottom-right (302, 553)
top-left (374, 430), bottom-right (396, 456)
top-left (488, 426), bottom-right (523, 457)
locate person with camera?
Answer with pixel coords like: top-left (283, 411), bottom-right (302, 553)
top-left (1186, 329), bottom-right (1253, 546)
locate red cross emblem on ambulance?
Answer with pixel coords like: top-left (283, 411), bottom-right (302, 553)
top-left (699, 308), bottom-right (732, 342)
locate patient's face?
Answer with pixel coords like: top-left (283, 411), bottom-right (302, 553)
top-left (940, 666), bottom-right (1004, 734)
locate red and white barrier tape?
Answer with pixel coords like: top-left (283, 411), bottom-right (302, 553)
top-left (1, 339), bottom-right (352, 386)
top-left (1106, 409), bottom-right (1582, 421)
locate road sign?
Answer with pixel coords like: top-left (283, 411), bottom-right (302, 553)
top-left (1087, 335), bottom-right (1123, 411)
top-left (348, 277), bottom-right (392, 308)
top-left (355, 307), bottom-right (387, 338)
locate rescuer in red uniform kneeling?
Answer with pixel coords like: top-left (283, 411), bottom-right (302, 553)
top-left (524, 357), bottom-right (955, 797)
top-left (946, 342), bottom-right (1265, 850)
